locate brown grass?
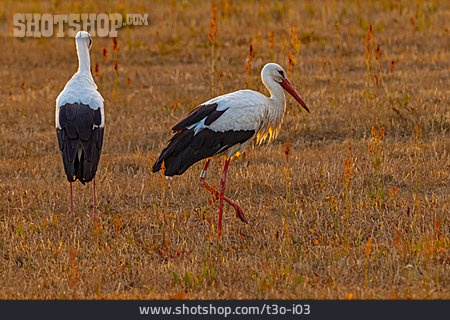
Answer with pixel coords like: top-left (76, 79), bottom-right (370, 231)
top-left (0, 0), bottom-right (448, 299)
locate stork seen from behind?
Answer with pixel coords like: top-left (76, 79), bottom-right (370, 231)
top-left (55, 31), bottom-right (105, 220)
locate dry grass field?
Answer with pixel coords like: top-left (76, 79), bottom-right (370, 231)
top-left (0, 0), bottom-right (448, 299)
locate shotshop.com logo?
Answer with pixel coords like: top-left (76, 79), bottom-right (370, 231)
top-left (13, 13), bottom-right (148, 37)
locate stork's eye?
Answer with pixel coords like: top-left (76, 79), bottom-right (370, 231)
top-left (277, 70), bottom-right (285, 78)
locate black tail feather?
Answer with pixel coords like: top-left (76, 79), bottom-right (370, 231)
top-left (57, 103), bottom-right (104, 184)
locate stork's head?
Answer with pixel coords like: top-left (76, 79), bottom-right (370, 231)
top-left (75, 31), bottom-right (93, 50)
top-left (262, 63), bottom-right (310, 113)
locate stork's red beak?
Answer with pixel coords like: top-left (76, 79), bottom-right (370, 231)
top-left (280, 78), bottom-right (310, 113)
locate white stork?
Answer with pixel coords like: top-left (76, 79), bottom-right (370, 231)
top-left (152, 63), bottom-right (310, 235)
top-left (55, 31), bottom-right (105, 220)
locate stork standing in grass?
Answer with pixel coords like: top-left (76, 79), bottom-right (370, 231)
top-left (152, 63), bottom-right (310, 235)
top-left (55, 31), bottom-right (105, 219)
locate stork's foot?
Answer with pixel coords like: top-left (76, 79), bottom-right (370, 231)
top-left (199, 178), bottom-right (248, 224)
top-left (230, 202), bottom-right (248, 224)
top-left (92, 208), bottom-right (99, 223)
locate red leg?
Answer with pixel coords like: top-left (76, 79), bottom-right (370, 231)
top-left (92, 178), bottom-right (98, 221)
top-left (69, 182), bottom-right (74, 215)
top-left (200, 159), bottom-right (211, 180)
top-left (198, 159), bottom-right (248, 225)
top-left (217, 158), bottom-right (231, 236)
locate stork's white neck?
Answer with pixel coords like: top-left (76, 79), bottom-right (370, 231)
top-left (255, 68), bottom-right (287, 144)
top-left (262, 76), bottom-right (286, 104)
top-left (76, 37), bottom-right (91, 74)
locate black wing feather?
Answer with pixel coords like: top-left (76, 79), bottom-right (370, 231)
top-left (172, 103), bottom-right (223, 132)
top-left (152, 128), bottom-right (254, 176)
top-left (57, 103), bottom-right (104, 184)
